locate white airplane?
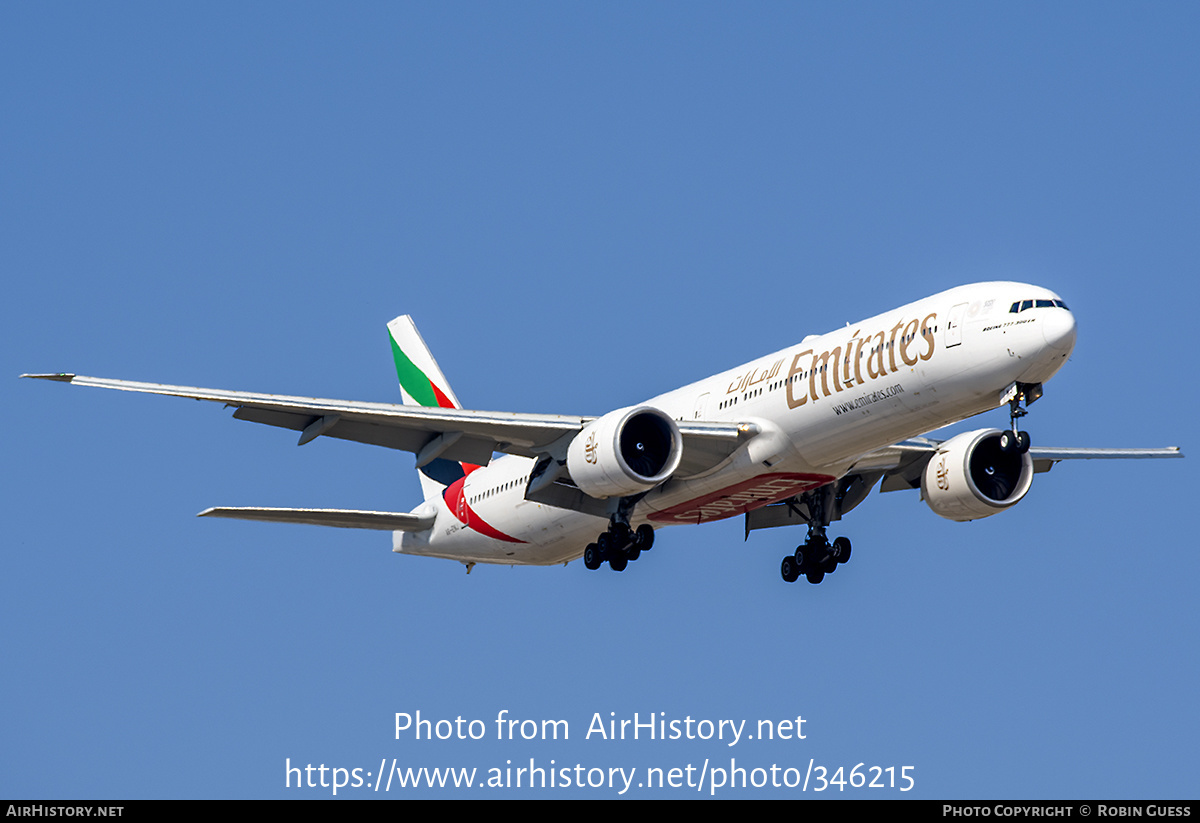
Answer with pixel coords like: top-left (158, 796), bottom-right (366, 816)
top-left (24, 282), bottom-right (1182, 585)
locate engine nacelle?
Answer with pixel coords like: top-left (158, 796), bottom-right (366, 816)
top-left (566, 406), bottom-right (683, 499)
top-left (921, 429), bottom-right (1034, 522)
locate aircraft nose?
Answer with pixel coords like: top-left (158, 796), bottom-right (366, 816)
top-left (1042, 308), bottom-right (1077, 355)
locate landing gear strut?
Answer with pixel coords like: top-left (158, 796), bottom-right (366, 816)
top-left (779, 485), bottom-right (853, 586)
top-left (583, 517), bottom-right (655, 572)
top-left (999, 382), bottom-right (1039, 455)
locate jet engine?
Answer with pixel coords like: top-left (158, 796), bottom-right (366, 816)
top-left (921, 429), bottom-right (1034, 522)
top-left (566, 406), bottom-right (683, 499)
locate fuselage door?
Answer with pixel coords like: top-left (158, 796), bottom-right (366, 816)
top-left (457, 480), bottom-right (469, 522)
top-left (945, 302), bottom-right (967, 348)
top-left (692, 392), bottom-right (710, 420)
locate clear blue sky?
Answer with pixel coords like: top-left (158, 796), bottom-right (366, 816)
top-left (3, 2), bottom-right (1196, 798)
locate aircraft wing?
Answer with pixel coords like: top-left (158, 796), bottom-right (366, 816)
top-left (21, 373), bottom-right (746, 470)
top-left (745, 436), bottom-right (1182, 536)
top-left (865, 437), bottom-right (1183, 493)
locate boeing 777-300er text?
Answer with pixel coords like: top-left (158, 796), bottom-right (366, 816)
top-left (24, 282), bottom-right (1182, 586)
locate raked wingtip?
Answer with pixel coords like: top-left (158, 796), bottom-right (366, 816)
top-left (20, 373), bottom-right (76, 382)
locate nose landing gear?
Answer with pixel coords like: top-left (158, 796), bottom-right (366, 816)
top-left (999, 381), bottom-right (1040, 455)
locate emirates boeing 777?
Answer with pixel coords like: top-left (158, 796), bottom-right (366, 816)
top-left (23, 282), bottom-right (1181, 586)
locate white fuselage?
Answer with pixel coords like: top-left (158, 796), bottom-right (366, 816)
top-left (396, 282), bottom-right (1077, 565)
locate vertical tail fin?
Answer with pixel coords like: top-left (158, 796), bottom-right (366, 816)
top-left (387, 316), bottom-right (478, 500)
top-left (388, 315), bottom-right (463, 411)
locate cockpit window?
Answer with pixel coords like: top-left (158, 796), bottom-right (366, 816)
top-left (1010, 298), bottom-right (1071, 314)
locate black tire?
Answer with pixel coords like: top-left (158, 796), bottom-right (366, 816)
top-left (806, 569), bottom-right (825, 584)
top-left (781, 556), bottom-right (800, 583)
top-left (611, 522), bottom-right (632, 549)
top-left (793, 546), bottom-right (806, 568)
top-left (626, 546), bottom-right (641, 562)
top-left (832, 536), bottom-right (852, 564)
top-left (999, 430), bottom-right (1017, 453)
top-left (1017, 430), bottom-right (1031, 454)
top-left (635, 524), bottom-right (655, 551)
top-left (597, 532), bottom-right (612, 560)
top-left (609, 554), bottom-right (628, 572)
top-left (583, 543), bottom-right (601, 570)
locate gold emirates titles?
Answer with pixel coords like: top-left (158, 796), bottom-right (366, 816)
top-left (724, 312), bottom-right (938, 408)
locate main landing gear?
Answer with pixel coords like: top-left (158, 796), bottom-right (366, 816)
top-left (781, 533), bottom-right (852, 584)
top-left (779, 485), bottom-right (852, 585)
top-left (583, 519), bottom-right (655, 572)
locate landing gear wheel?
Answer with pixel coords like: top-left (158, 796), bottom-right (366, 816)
top-left (597, 532), bottom-right (613, 559)
top-left (634, 524), bottom-right (655, 552)
top-left (781, 556), bottom-right (800, 583)
top-left (609, 554), bottom-right (628, 572)
top-left (785, 485), bottom-right (845, 587)
top-left (1017, 430), bottom-right (1031, 454)
top-left (626, 546), bottom-right (641, 562)
top-left (610, 522), bottom-right (632, 549)
top-left (832, 536), bottom-right (852, 564)
top-left (583, 543), bottom-right (602, 570)
top-left (998, 430), bottom-right (1018, 453)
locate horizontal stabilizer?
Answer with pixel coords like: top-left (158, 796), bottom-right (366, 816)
top-left (197, 507), bottom-right (435, 531)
